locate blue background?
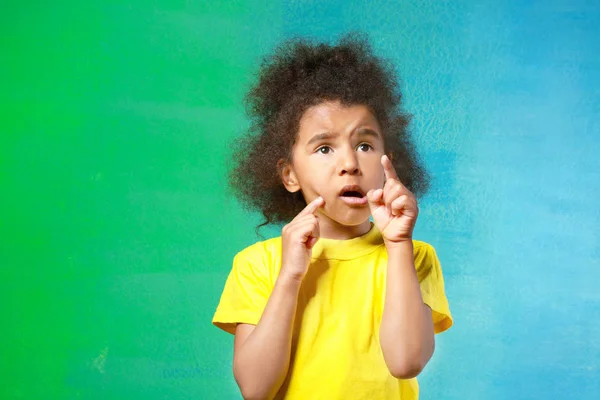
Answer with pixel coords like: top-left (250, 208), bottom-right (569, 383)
top-left (2, 1), bottom-right (599, 399)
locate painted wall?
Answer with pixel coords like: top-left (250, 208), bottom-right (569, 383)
top-left (2, 1), bottom-right (598, 399)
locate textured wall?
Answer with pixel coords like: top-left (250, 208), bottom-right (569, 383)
top-left (2, 1), bottom-right (599, 399)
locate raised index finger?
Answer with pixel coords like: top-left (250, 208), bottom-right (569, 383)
top-left (382, 155), bottom-right (399, 181)
top-left (297, 196), bottom-right (325, 217)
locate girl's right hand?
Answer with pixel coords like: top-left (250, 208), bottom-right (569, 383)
top-left (280, 196), bottom-right (325, 283)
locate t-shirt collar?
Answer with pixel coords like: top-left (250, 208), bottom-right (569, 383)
top-left (310, 222), bottom-right (384, 260)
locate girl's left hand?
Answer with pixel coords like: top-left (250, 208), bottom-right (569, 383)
top-left (367, 155), bottom-right (419, 246)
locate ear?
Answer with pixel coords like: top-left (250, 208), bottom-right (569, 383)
top-left (278, 159), bottom-right (301, 193)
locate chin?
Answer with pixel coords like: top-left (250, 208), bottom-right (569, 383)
top-left (328, 209), bottom-right (371, 227)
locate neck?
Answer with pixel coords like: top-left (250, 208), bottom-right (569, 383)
top-left (316, 215), bottom-right (372, 240)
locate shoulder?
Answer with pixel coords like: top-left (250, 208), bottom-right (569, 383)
top-left (236, 236), bottom-right (282, 258)
top-left (411, 240), bottom-right (441, 276)
top-left (233, 236), bottom-right (283, 271)
top-left (412, 239), bottom-right (436, 254)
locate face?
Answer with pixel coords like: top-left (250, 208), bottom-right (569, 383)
top-left (280, 100), bottom-right (386, 229)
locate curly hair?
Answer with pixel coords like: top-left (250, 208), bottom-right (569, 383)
top-left (227, 32), bottom-right (430, 232)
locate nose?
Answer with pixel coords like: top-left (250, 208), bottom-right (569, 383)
top-left (338, 146), bottom-right (360, 176)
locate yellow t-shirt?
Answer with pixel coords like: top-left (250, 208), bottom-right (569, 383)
top-left (212, 224), bottom-right (453, 399)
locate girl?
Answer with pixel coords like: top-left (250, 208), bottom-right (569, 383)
top-left (213, 33), bottom-right (453, 400)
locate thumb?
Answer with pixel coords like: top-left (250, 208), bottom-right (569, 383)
top-left (367, 188), bottom-right (384, 213)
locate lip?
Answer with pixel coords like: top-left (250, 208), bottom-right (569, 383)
top-left (338, 184), bottom-right (368, 206)
top-left (339, 196), bottom-right (368, 206)
top-left (338, 185), bottom-right (366, 197)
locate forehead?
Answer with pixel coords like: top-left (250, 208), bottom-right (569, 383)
top-left (297, 101), bottom-right (381, 139)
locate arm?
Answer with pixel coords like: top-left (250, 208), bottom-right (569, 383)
top-left (233, 274), bottom-right (301, 400)
top-left (379, 241), bottom-right (435, 379)
top-left (232, 197), bottom-right (324, 399)
top-left (367, 155), bottom-right (435, 379)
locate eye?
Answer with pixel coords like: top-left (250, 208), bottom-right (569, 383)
top-left (317, 146), bottom-right (332, 154)
top-left (357, 143), bottom-right (372, 152)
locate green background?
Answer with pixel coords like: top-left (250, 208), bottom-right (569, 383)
top-left (2, 1), bottom-right (599, 399)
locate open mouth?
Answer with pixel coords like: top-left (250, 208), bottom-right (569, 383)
top-left (338, 185), bottom-right (368, 206)
top-left (339, 185), bottom-right (366, 198)
top-left (341, 191), bottom-right (364, 198)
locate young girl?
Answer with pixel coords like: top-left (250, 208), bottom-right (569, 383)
top-left (212, 33), bottom-right (453, 400)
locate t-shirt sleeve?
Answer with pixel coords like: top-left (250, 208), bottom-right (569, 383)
top-left (415, 243), bottom-right (453, 334)
top-left (212, 249), bottom-right (273, 335)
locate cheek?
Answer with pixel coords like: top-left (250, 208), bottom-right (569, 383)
top-left (367, 159), bottom-right (385, 185)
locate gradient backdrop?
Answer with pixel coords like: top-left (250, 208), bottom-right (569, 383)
top-left (2, 1), bottom-right (599, 399)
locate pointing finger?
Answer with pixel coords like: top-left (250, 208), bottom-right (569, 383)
top-left (382, 155), bottom-right (399, 182)
top-left (297, 196), bottom-right (325, 218)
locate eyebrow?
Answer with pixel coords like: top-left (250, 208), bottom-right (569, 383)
top-left (306, 128), bottom-right (382, 146)
top-left (307, 132), bottom-right (337, 146)
top-left (355, 128), bottom-right (382, 142)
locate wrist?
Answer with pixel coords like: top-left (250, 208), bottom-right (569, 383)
top-left (276, 271), bottom-right (304, 291)
top-left (384, 238), bottom-right (414, 252)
